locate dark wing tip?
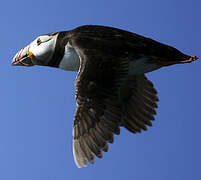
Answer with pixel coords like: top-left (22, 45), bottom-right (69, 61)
top-left (122, 75), bottom-right (158, 134)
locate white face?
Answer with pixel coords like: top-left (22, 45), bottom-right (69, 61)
top-left (12, 33), bottom-right (59, 67)
top-left (29, 33), bottom-right (58, 65)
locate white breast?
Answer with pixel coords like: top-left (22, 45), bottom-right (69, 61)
top-left (59, 42), bottom-right (80, 71)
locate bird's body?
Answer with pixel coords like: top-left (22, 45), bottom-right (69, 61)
top-left (12, 25), bottom-right (197, 168)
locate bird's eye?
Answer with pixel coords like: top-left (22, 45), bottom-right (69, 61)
top-left (37, 38), bottom-right (42, 46)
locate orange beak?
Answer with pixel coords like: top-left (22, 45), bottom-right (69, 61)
top-left (12, 45), bottom-right (34, 66)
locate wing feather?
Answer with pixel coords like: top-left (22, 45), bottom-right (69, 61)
top-left (70, 32), bottom-right (158, 168)
top-left (121, 75), bottom-right (158, 133)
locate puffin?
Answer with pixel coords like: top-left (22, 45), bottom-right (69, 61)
top-left (12, 25), bottom-right (197, 168)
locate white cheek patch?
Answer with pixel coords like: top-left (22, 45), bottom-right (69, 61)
top-left (29, 34), bottom-right (58, 64)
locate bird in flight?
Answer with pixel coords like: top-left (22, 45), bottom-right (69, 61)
top-left (12, 25), bottom-right (197, 168)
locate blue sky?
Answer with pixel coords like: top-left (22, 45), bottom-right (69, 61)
top-left (1, 0), bottom-right (201, 179)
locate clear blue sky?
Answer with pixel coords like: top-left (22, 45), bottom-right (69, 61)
top-left (1, 0), bottom-right (201, 179)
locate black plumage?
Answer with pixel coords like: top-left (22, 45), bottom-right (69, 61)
top-left (12, 25), bottom-right (197, 168)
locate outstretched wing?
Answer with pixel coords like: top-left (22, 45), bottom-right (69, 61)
top-left (69, 29), bottom-right (158, 168)
top-left (70, 33), bottom-right (130, 167)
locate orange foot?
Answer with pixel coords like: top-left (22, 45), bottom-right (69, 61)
top-left (154, 55), bottom-right (198, 66)
top-left (179, 55), bottom-right (198, 63)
